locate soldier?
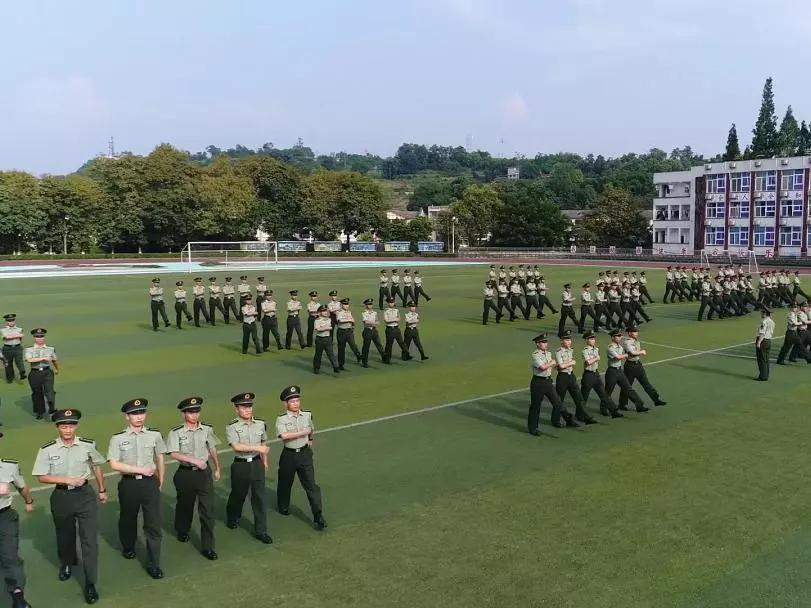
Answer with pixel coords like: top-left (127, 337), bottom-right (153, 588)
top-left (33, 409), bottom-right (106, 604)
top-left (312, 306), bottom-right (340, 374)
top-left (222, 277), bottom-right (240, 323)
top-left (403, 302), bottom-right (429, 361)
top-left (275, 385), bottom-right (327, 530)
top-left (487, 265), bottom-right (496, 283)
top-left (776, 302), bottom-right (811, 365)
top-left (527, 333), bottom-right (577, 436)
top-left (755, 307), bottom-right (775, 381)
top-left (413, 270), bottom-right (431, 305)
top-left (107, 399), bottom-right (166, 579)
top-left (555, 331), bottom-right (595, 424)
top-left (173, 280), bottom-right (193, 329)
top-left (191, 277), bottom-right (211, 327)
top-left (690, 267), bottom-right (701, 299)
top-left (336, 298), bottom-right (362, 370)
top-left (580, 331), bottom-right (623, 418)
top-left (402, 269), bottom-right (415, 306)
top-left (24, 328), bottom-right (58, 420)
top-left (237, 276), bottom-right (251, 312)
top-left (0, 454), bottom-right (34, 608)
top-left (225, 392), bottom-right (272, 544)
top-left (620, 281), bottom-right (639, 327)
top-left (1, 314), bottom-right (25, 384)
top-left (166, 397), bottom-right (221, 561)
top-left (260, 291), bottom-right (283, 352)
top-left (497, 266), bottom-right (507, 282)
top-left (523, 276), bottom-right (541, 320)
top-left (606, 284), bottom-right (622, 330)
top-left (664, 266), bottom-right (676, 303)
top-left (638, 271), bottom-right (654, 303)
top-left (378, 269), bottom-right (390, 310)
top-left (630, 282), bottom-right (651, 323)
top-left (255, 276), bottom-right (269, 311)
top-left (306, 291), bottom-right (321, 347)
top-left (390, 269), bottom-right (403, 305)
top-left (360, 298), bottom-right (386, 367)
top-left (792, 271), bottom-right (809, 302)
top-left (517, 264), bottom-right (527, 291)
top-left (148, 278), bottom-right (170, 331)
top-left (604, 330), bottom-right (648, 413)
top-left (496, 279), bottom-right (515, 321)
top-left (326, 290), bottom-right (341, 330)
top-left (208, 277), bottom-right (225, 326)
top-left (577, 283), bottom-right (597, 333)
top-left (594, 284), bottom-right (608, 330)
top-left (509, 279), bottom-right (527, 319)
top-left (507, 266), bottom-right (517, 282)
top-left (383, 297), bottom-right (410, 363)
top-left (558, 283), bottom-right (578, 336)
top-left (285, 290), bottom-right (306, 350)
top-left (619, 327), bottom-right (667, 409)
top-left (240, 294), bottom-right (261, 355)
top-left (537, 275), bottom-right (557, 317)
top-left (482, 281), bottom-right (501, 325)
top-left (697, 277), bottom-right (716, 321)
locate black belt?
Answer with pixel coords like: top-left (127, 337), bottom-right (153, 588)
top-left (121, 474), bottom-right (151, 480)
top-left (56, 481), bottom-right (87, 490)
top-left (178, 464), bottom-right (205, 471)
top-left (283, 446), bottom-right (309, 453)
top-left (233, 456), bottom-right (259, 463)
top-left (532, 376), bottom-right (552, 381)
top-left (31, 367), bottom-right (51, 372)
top-left (625, 360), bottom-right (641, 365)
top-left (0, 505), bottom-right (12, 513)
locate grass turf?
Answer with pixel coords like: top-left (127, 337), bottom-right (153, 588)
top-left (1, 263), bottom-right (809, 608)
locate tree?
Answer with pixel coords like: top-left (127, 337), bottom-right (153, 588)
top-left (751, 77), bottom-right (778, 158)
top-left (776, 105), bottom-right (800, 157)
top-left (304, 171), bottom-right (384, 241)
top-left (580, 186), bottom-right (650, 248)
top-left (449, 184), bottom-right (501, 246)
top-left (490, 180), bottom-right (567, 246)
top-left (724, 124), bottom-right (741, 160)
top-left (0, 171), bottom-right (47, 254)
top-left (409, 174), bottom-right (452, 211)
top-left (798, 121), bottom-right (811, 155)
top-left (38, 174), bottom-right (112, 253)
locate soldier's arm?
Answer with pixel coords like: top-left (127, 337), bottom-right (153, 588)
top-left (226, 425), bottom-right (269, 454)
top-left (156, 452), bottom-right (165, 489)
top-left (167, 430), bottom-right (202, 467)
top-left (107, 437), bottom-right (154, 476)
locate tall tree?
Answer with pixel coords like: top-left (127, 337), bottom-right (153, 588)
top-left (304, 171), bottom-right (384, 241)
top-left (777, 105), bottom-right (800, 157)
top-left (490, 181), bottom-right (567, 247)
top-left (580, 186), bottom-right (651, 248)
top-left (0, 171), bottom-right (47, 254)
top-left (449, 184), bottom-right (501, 246)
top-left (751, 77), bottom-right (778, 158)
top-left (798, 121), bottom-right (811, 155)
top-left (723, 124), bottom-right (741, 161)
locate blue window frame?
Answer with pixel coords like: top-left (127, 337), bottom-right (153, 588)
top-left (754, 226), bottom-right (775, 246)
top-left (729, 227), bottom-right (749, 246)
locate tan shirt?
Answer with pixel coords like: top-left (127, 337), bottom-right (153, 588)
top-left (107, 428), bottom-right (166, 468)
top-left (166, 423), bottom-right (220, 462)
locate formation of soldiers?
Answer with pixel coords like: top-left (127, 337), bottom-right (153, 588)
top-left (0, 386), bottom-right (325, 607)
top-left (148, 274), bottom-right (430, 375)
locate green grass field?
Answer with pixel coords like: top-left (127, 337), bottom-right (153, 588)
top-left (2, 263), bottom-right (810, 608)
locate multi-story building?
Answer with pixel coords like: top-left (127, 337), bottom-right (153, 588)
top-left (652, 155), bottom-right (811, 257)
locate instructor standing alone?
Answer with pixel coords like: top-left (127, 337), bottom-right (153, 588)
top-left (755, 307), bottom-right (775, 381)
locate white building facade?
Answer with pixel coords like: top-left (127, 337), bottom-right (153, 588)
top-left (652, 156), bottom-right (811, 257)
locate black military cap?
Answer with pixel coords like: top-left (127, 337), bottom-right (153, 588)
top-left (31, 328), bottom-right (47, 337)
top-left (257, 277), bottom-right (265, 281)
top-left (208, 276), bottom-right (217, 281)
top-left (121, 398), bottom-right (148, 414)
top-left (152, 278), bottom-right (160, 283)
top-left (178, 397), bottom-right (203, 412)
top-left (267, 290), bottom-right (274, 295)
top-left (414, 270), bottom-right (420, 274)
top-left (640, 271), bottom-right (646, 275)
top-left (279, 385), bottom-right (300, 402)
top-left (559, 330), bottom-right (572, 339)
top-left (610, 329), bottom-right (623, 337)
top-left (309, 291), bottom-right (318, 297)
top-left (626, 325), bottom-right (639, 333)
top-left (598, 272), bottom-right (604, 276)
top-left (533, 333), bottom-right (548, 343)
top-left (667, 266), bottom-right (672, 270)
top-left (583, 283), bottom-right (590, 288)
top-left (240, 275), bottom-right (248, 280)
top-left (563, 283), bottom-right (571, 289)
top-left (52, 409), bottom-right (81, 425)
top-left (539, 275), bottom-right (544, 280)
top-left (3, 314), bottom-right (15, 321)
top-left (176, 280), bottom-right (183, 286)
top-left (631, 271), bottom-right (637, 274)
top-left (340, 298), bottom-right (350, 305)
top-left (386, 297), bottom-right (396, 303)
top-left (231, 392), bottom-right (255, 406)
top-left (790, 301), bottom-right (800, 308)
top-left (407, 301), bottom-right (416, 307)
top-left (583, 331), bottom-right (596, 340)
top-left (243, 293), bottom-right (253, 300)
top-left (289, 290), bottom-right (299, 296)
top-left (318, 304), bottom-right (329, 312)
top-left (392, 268), bottom-right (398, 272)
top-left (499, 266), bottom-right (504, 269)
top-left (762, 307), bottom-right (771, 315)
top-left (381, 269), bottom-right (388, 272)
top-left (225, 277), bottom-right (233, 281)
top-left (194, 277), bottom-right (202, 281)
top-left (329, 290), bottom-right (338, 296)
top-left (404, 269), bottom-right (410, 273)
top-left (508, 266), bottom-right (514, 270)
top-left (363, 298), bottom-right (374, 305)
top-left (623, 272), bottom-right (629, 275)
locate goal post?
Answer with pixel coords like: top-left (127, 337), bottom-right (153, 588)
top-left (700, 248), bottom-right (733, 268)
top-left (180, 241), bottom-right (279, 272)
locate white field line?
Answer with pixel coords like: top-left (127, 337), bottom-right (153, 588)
top-left (27, 337), bottom-right (772, 494)
top-left (642, 341), bottom-right (703, 353)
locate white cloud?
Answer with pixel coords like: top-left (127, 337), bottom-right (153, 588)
top-left (500, 93), bottom-right (528, 122)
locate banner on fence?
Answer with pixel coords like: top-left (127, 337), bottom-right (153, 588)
top-left (417, 241), bottom-right (444, 252)
top-left (349, 242), bottom-right (376, 252)
top-left (635, 246), bottom-right (643, 255)
top-left (570, 245), bottom-right (577, 254)
top-left (313, 241), bottom-right (341, 252)
top-left (278, 241), bottom-right (307, 252)
top-left (608, 245), bottom-right (616, 255)
top-left (384, 241), bottom-right (411, 252)
top-left (589, 245), bottom-right (597, 254)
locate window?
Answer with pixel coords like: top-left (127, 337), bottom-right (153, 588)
top-left (706, 174), bottom-right (726, 194)
top-left (683, 184), bottom-right (691, 195)
top-left (730, 203), bottom-right (750, 218)
top-left (780, 199), bottom-right (803, 217)
top-left (705, 201), bottom-right (726, 218)
top-left (780, 226), bottom-right (802, 246)
top-left (755, 171), bottom-right (777, 192)
top-left (780, 169), bottom-right (804, 191)
top-left (754, 226), bottom-right (775, 246)
top-left (728, 227), bottom-right (749, 246)
top-left (656, 207), bottom-right (668, 221)
top-left (704, 226), bottom-right (725, 246)
top-left (730, 172), bottom-right (751, 193)
top-left (754, 199), bottom-right (776, 217)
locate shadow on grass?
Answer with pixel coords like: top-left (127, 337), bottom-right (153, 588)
top-left (671, 362), bottom-right (755, 381)
top-left (135, 323), bottom-right (156, 332)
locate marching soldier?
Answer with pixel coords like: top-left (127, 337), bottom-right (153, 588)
top-left (378, 270), bottom-right (390, 310)
top-left (1, 314), bottom-right (25, 383)
top-left (776, 302), bottom-right (811, 365)
top-left (630, 282), bottom-right (651, 323)
top-left (697, 277), bottom-right (716, 321)
top-left (255, 277), bottom-right (269, 311)
top-left (509, 279), bottom-right (527, 319)
top-left (0, 454), bottom-right (34, 608)
top-left (620, 282), bottom-right (639, 327)
top-left (537, 275), bottom-right (557, 317)
top-left (383, 297), bottom-right (409, 363)
top-left (488, 265), bottom-right (496, 282)
top-left (312, 306), bottom-right (340, 374)
top-left (402, 269), bottom-right (415, 306)
top-left (496, 279), bottom-right (515, 321)
top-left (619, 327), bottom-right (667, 409)
top-left (580, 331), bottom-right (622, 418)
top-left (222, 277), bottom-right (240, 323)
top-left (237, 276), bottom-right (251, 312)
top-left (285, 290), bottom-right (306, 350)
top-left (240, 294), bottom-right (261, 355)
top-left (577, 283), bottom-right (597, 333)
top-left (482, 281), bottom-right (501, 325)
top-left (604, 330), bottom-right (648, 413)
top-left (33, 409), bottom-right (106, 604)
top-left (306, 291), bottom-right (321, 347)
top-left (755, 307), bottom-right (775, 381)
top-left (638, 271), bottom-right (654, 303)
top-left (361, 298), bottom-right (386, 367)
top-left (664, 266), bottom-right (676, 303)
top-left (527, 333), bottom-right (576, 436)
top-left (606, 284), bottom-right (622, 329)
top-left (793, 271), bottom-right (809, 302)
top-left (335, 299), bottom-right (362, 370)
top-left (260, 291), bottom-right (283, 352)
top-left (413, 270), bottom-right (431, 304)
top-left (403, 302), bottom-right (429, 361)
top-left (225, 392), bottom-right (272, 544)
top-left (390, 269), bottom-right (403, 305)
top-left (167, 397), bottom-right (221, 560)
top-left (326, 290), bottom-right (341, 330)
top-left (192, 277), bottom-right (211, 327)
top-left (508, 266), bottom-right (517, 282)
top-left (555, 331), bottom-right (595, 424)
top-left (523, 276), bottom-right (541, 320)
top-left (497, 266), bottom-right (507, 282)
top-left (558, 283), bottom-right (578, 336)
top-left (208, 277), bottom-right (225, 326)
top-left (24, 328), bottom-right (58, 419)
top-left (148, 278), bottom-right (170, 331)
top-left (517, 264), bottom-right (527, 291)
top-left (107, 399), bottom-right (166, 579)
top-left (594, 284), bottom-right (607, 330)
top-left (275, 385), bottom-right (327, 530)
top-left (173, 280), bottom-right (193, 329)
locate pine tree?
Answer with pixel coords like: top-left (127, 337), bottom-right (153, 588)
top-left (798, 121), bottom-right (811, 155)
top-left (742, 146), bottom-right (752, 160)
top-left (776, 105), bottom-right (800, 156)
top-left (723, 123), bottom-right (741, 160)
top-left (751, 77), bottom-right (778, 158)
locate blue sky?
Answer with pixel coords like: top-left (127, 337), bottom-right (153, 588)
top-left (2, 0), bottom-right (810, 174)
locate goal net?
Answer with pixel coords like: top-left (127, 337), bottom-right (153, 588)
top-left (700, 248), bottom-right (759, 273)
top-left (180, 241), bottom-right (279, 271)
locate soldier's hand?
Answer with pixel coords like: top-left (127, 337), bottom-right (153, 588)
top-left (258, 445), bottom-right (270, 455)
top-left (24, 501), bottom-right (34, 513)
top-left (98, 491), bottom-right (109, 505)
top-left (641, 349), bottom-right (647, 356)
top-left (68, 477), bottom-right (86, 488)
top-left (142, 467), bottom-right (156, 477)
top-left (196, 459), bottom-right (208, 470)
top-left (213, 469), bottom-right (221, 481)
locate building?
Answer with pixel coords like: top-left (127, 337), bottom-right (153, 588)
top-left (652, 155), bottom-right (811, 257)
top-left (507, 167), bottom-right (520, 180)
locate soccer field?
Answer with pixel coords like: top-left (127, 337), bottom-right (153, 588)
top-left (2, 262), bottom-right (810, 608)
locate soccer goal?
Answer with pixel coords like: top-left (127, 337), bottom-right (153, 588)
top-left (180, 241), bottom-right (279, 272)
top-left (700, 248), bottom-right (733, 268)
